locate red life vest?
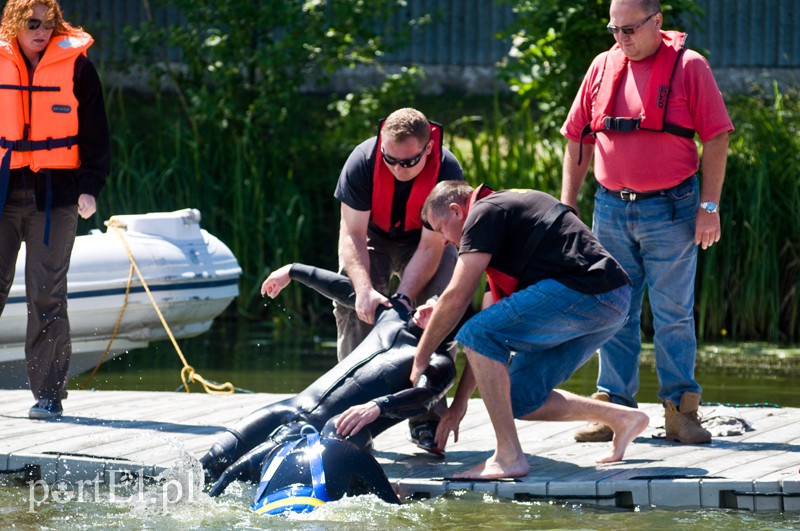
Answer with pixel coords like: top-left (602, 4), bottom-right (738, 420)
top-left (370, 121), bottom-right (443, 235)
top-left (0, 32), bottom-right (91, 171)
top-left (467, 184), bottom-right (518, 302)
top-left (577, 30), bottom-right (694, 164)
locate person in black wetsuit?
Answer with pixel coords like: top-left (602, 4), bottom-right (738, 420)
top-left (251, 425), bottom-right (400, 516)
top-left (200, 263), bottom-right (457, 498)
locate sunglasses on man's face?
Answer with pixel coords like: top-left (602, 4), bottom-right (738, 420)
top-left (26, 18), bottom-right (56, 31)
top-left (606, 12), bottom-right (657, 35)
top-left (381, 143), bottom-right (429, 169)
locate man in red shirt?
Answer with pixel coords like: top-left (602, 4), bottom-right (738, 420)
top-left (560, 0), bottom-right (733, 444)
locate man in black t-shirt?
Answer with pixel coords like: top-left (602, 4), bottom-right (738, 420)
top-left (409, 181), bottom-right (650, 480)
top-left (334, 108), bottom-right (463, 451)
top-left (333, 108), bottom-right (463, 359)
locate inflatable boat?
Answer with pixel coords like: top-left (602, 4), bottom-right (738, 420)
top-left (0, 208), bottom-right (242, 388)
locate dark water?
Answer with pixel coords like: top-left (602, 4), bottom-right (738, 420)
top-left (12, 319), bottom-right (800, 529)
top-left (79, 319), bottom-right (800, 409)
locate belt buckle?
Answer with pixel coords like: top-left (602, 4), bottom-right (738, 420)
top-left (619, 189), bottom-right (637, 201)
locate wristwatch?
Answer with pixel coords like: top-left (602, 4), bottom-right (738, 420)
top-left (699, 201), bottom-right (719, 214)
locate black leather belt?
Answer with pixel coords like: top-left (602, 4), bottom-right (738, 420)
top-left (604, 188), bottom-right (665, 201)
top-left (600, 176), bottom-right (695, 202)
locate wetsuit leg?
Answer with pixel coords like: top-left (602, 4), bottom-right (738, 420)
top-left (200, 398), bottom-right (300, 483)
top-left (207, 438), bottom-right (281, 497)
top-left (200, 431), bottom-right (244, 485)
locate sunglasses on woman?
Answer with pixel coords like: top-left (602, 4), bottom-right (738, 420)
top-left (26, 18), bottom-right (56, 31)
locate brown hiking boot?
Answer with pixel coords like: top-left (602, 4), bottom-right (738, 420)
top-left (664, 392), bottom-right (712, 444)
top-left (574, 392), bottom-right (614, 442)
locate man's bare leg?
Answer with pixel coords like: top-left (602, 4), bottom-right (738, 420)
top-left (453, 348), bottom-right (529, 479)
top-left (521, 389), bottom-right (649, 463)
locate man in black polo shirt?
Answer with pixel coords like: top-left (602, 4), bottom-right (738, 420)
top-left (334, 107), bottom-right (463, 450)
top-left (409, 181), bottom-right (649, 479)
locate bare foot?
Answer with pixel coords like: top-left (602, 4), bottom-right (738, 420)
top-left (597, 409), bottom-right (649, 463)
top-left (453, 452), bottom-right (529, 479)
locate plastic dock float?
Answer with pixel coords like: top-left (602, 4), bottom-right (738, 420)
top-left (0, 390), bottom-right (798, 512)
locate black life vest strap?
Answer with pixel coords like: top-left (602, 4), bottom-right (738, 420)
top-left (661, 122), bottom-right (695, 138)
top-left (602, 116), bottom-right (694, 138)
top-left (577, 124), bottom-right (593, 166)
top-left (0, 84), bottom-right (60, 92)
top-left (604, 116), bottom-right (641, 133)
top-left (0, 136), bottom-right (78, 245)
top-left (0, 135), bottom-right (78, 151)
top-left (577, 119), bottom-right (695, 166)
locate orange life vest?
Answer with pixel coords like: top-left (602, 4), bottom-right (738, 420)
top-left (370, 121), bottom-right (443, 235)
top-left (0, 32), bottom-right (92, 171)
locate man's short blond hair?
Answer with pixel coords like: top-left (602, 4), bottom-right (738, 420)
top-left (422, 180), bottom-right (474, 224)
top-left (382, 108), bottom-right (431, 145)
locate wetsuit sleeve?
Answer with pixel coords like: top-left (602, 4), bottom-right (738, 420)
top-left (288, 263), bottom-right (356, 309)
top-left (207, 439), bottom-right (279, 497)
top-left (371, 352), bottom-right (456, 419)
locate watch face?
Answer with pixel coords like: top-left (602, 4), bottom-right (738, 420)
top-left (701, 202), bottom-right (718, 213)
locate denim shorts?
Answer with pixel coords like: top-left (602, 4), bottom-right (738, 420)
top-left (455, 279), bottom-right (631, 418)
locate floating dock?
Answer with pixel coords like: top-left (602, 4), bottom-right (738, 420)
top-left (0, 390), bottom-right (797, 512)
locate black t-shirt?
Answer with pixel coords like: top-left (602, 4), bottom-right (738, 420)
top-left (333, 136), bottom-right (463, 239)
top-left (460, 189), bottom-right (630, 295)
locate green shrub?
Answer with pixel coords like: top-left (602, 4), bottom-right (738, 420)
top-left (698, 85), bottom-right (800, 342)
top-left (105, 0), bottom-right (423, 321)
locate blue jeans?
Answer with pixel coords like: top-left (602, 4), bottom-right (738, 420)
top-left (592, 175), bottom-right (702, 407)
top-left (456, 280), bottom-right (631, 418)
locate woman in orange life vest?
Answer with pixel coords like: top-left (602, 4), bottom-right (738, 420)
top-left (0, 0), bottom-right (110, 419)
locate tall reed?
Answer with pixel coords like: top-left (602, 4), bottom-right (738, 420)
top-left (448, 98), bottom-right (564, 195)
top-left (697, 85), bottom-right (800, 342)
top-left (100, 89), bottom-right (341, 321)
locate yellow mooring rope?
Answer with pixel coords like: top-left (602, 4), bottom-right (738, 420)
top-left (77, 260), bottom-right (135, 390)
top-left (80, 221), bottom-right (234, 394)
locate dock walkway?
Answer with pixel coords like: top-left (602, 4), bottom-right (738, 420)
top-left (1, 390), bottom-right (798, 512)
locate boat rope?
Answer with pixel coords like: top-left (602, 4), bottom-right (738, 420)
top-left (83, 221), bottom-right (235, 395)
top-left (77, 261), bottom-right (135, 390)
